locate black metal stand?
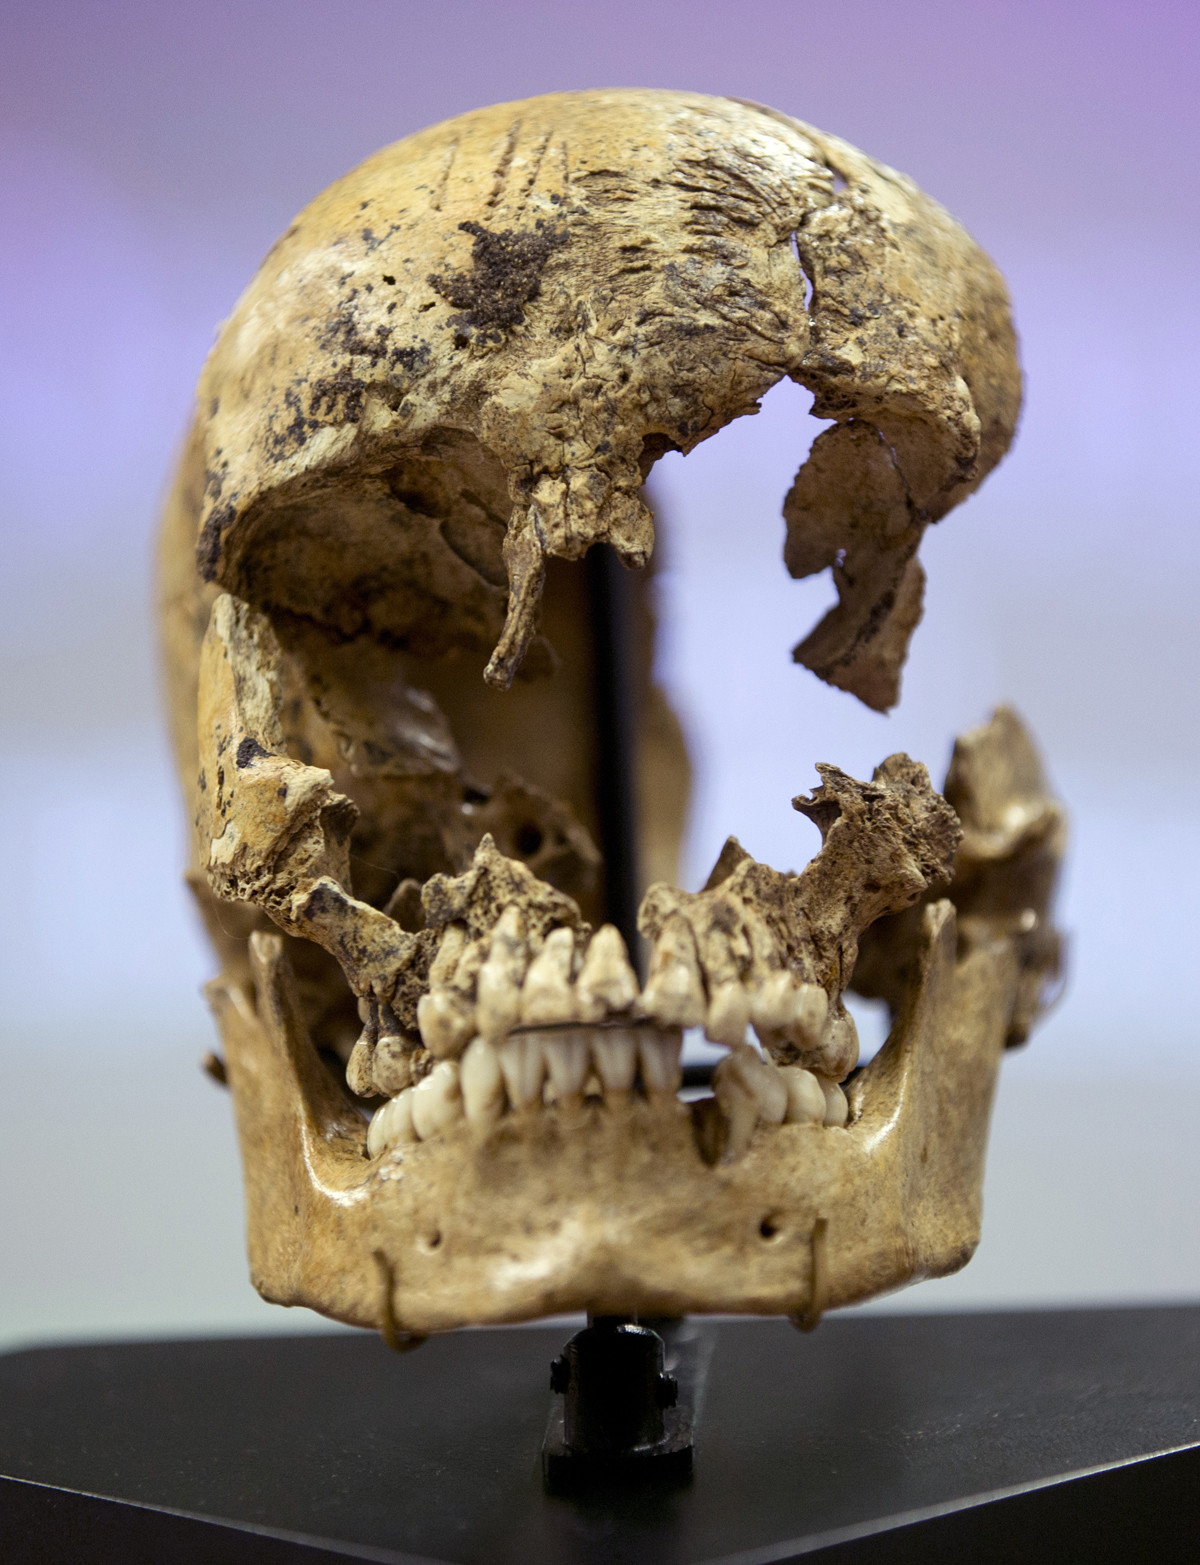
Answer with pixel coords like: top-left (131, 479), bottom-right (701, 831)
top-left (3, 1307), bottom-right (1200, 1563)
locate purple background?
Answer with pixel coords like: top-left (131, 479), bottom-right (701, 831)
top-left (2, 0), bottom-right (1198, 1343)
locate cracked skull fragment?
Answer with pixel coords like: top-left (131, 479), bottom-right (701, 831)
top-left (160, 90), bottom-right (1062, 1336)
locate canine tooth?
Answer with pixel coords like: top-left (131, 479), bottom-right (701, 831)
top-left (576, 925), bottom-right (639, 1021)
top-left (460, 1036), bottom-right (505, 1129)
top-left (542, 1028), bottom-right (590, 1116)
top-left (638, 914), bottom-right (705, 1029)
top-left (780, 1065), bottom-right (826, 1124)
top-left (591, 1027), bottom-right (637, 1098)
top-left (496, 1033), bottom-right (547, 1110)
top-left (786, 983), bottom-right (829, 1052)
top-left (713, 1044), bottom-right (788, 1160)
top-left (638, 1029), bottom-right (683, 1097)
top-left (373, 1030), bottom-right (417, 1095)
top-left (520, 928), bottom-right (579, 1026)
top-left (411, 1060), bottom-right (464, 1140)
top-left (476, 906), bottom-right (528, 1042)
top-left (817, 1075), bottom-right (850, 1127)
top-left (706, 979), bottom-right (751, 1049)
top-left (367, 1089), bottom-right (418, 1157)
top-left (417, 987), bottom-right (476, 1059)
top-left (428, 921), bottom-right (469, 987)
top-left (808, 1007), bottom-right (860, 1081)
top-left (750, 970), bottom-right (794, 1041)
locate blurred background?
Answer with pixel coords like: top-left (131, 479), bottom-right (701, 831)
top-left (2, 0), bottom-right (1197, 1350)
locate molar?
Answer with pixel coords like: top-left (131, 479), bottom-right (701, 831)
top-left (817, 1075), bottom-right (850, 1127)
top-left (416, 987), bottom-right (476, 1059)
top-left (713, 1044), bottom-right (789, 1161)
top-left (779, 1064), bottom-right (826, 1124)
top-left (541, 1027), bottom-right (591, 1118)
top-left (706, 979), bottom-right (751, 1049)
top-left (476, 906), bottom-right (529, 1043)
top-left (638, 913), bottom-right (705, 1029)
top-left (637, 1028), bottom-right (683, 1099)
top-left (367, 1088), bottom-right (418, 1157)
top-left (576, 925), bottom-right (639, 1021)
top-left (460, 1036), bottom-right (505, 1130)
top-left (410, 1059), bottom-right (465, 1140)
top-left (519, 927), bottom-right (579, 1027)
top-left (590, 1027), bottom-right (638, 1101)
top-left (496, 1031), bottom-right (547, 1111)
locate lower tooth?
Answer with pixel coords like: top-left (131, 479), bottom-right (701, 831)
top-left (713, 1044), bottom-right (787, 1160)
top-left (817, 1075), bottom-right (850, 1127)
top-left (779, 1065), bottom-right (826, 1124)
top-left (543, 1029), bottom-right (590, 1115)
top-left (410, 1060), bottom-right (464, 1140)
top-left (638, 1029), bottom-right (683, 1097)
top-left (367, 1088), bottom-right (418, 1157)
top-left (496, 1034), bottom-right (547, 1111)
top-left (460, 1037), bottom-right (505, 1129)
top-left (591, 1028), bottom-right (637, 1098)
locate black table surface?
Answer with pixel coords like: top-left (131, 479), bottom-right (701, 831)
top-left (2, 1305), bottom-right (1199, 1563)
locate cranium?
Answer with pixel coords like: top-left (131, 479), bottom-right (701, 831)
top-left (159, 90), bottom-right (1062, 1337)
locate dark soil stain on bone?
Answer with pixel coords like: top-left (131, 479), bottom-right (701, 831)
top-left (428, 220), bottom-right (567, 339)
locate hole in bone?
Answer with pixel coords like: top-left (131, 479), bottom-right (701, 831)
top-left (514, 821), bottom-right (545, 857)
top-left (759, 1214), bottom-right (783, 1241)
top-left (790, 231), bottom-right (814, 311)
top-left (830, 167), bottom-right (848, 192)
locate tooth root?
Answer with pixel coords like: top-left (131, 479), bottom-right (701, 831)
top-left (367, 1088), bottom-right (418, 1157)
top-left (428, 921), bottom-right (469, 987)
top-left (417, 987), bottom-right (477, 1059)
top-left (787, 983), bottom-right (829, 1052)
top-left (577, 925), bottom-right (640, 1022)
top-left (520, 928), bottom-right (579, 1027)
top-left (750, 970), bottom-right (794, 1043)
top-left (638, 1029), bottom-right (683, 1097)
top-left (460, 1036), bottom-right (506, 1129)
top-left (496, 1033), bottom-right (547, 1111)
top-left (713, 1044), bottom-right (788, 1160)
top-left (817, 1075), bottom-right (850, 1127)
top-left (807, 1007), bottom-right (860, 1081)
top-left (706, 980), bottom-right (751, 1049)
top-left (638, 914), bottom-right (705, 1029)
top-left (476, 906), bottom-right (528, 1043)
top-left (591, 1027), bottom-right (638, 1098)
top-left (410, 1060), bottom-right (464, 1140)
top-left (779, 1065), bottom-right (826, 1124)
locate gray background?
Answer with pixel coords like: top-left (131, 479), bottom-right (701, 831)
top-left (2, 0), bottom-right (1197, 1349)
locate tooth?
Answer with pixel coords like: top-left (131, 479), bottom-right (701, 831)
top-left (706, 979), bottom-right (751, 1049)
top-left (780, 1065), bottom-right (826, 1124)
top-left (591, 1027), bottom-right (638, 1099)
top-left (346, 1035), bottom-right (376, 1098)
top-left (750, 970), bottom-right (794, 1043)
top-left (576, 925), bottom-right (639, 1021)
top-left (713, 1044), bottom-right (788, 1160)
top-left (367, 1088), bottom-right (418, 1157)
top-left (410, 1060), bottom-right (465, 1140)
top-left (520, 928), bottom-right (579, 1026)
top-left (817, 1075), bottom-right (850, 1127)
top-left (542, 1027), bottom-right (590, 1118)
top-left (417, 987), bottom-right (476, 1059)
top-left (373, 1028), bottom-right (417, 1094)
top-left (428, 921), bottom-right (469, 987)
top-left (460, 1036), bottom-right (505, 1129)
top-left (786, 983), bottom-right (829, 1052)
top-left (638, 914), bottom-right (705, 1029)
top-left (807, 1007), bottom-right (860, 1081)
top-left (476, 906), bottom-right (528, 1043)
top-left (496, 1032), bottom-right (547, 1110)
top-left (638, 1029), bottom-right (683, 1097)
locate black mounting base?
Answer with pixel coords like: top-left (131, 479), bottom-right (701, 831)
top-left (3, 1307), bottom-right (1200, 1563)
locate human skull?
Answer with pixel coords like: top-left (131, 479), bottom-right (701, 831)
top-left (160, 90), bottom-right (1062, 1336)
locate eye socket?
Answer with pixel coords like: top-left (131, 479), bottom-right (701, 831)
top-left (514, 822), bottom-right (544, 857)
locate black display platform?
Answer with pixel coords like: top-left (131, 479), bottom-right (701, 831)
top-left (2, 1306), bottom-right (1199, 1563)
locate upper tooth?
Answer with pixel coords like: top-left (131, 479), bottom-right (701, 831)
top-left (779, 1065), bottom-right (826, 1124)
top-left (817, 1075), bottom-right (850, 1126)
top-left (638, 914), bottom-right (705, 1029)
top-left (346, 1034), bottom-right (376, 1098)
top-left (367, 1088), bottom-right (418, 1157)
top-left (410, 1060), bottom-right (464, 1140)
top-left (520, 928), bottom-right (579, 1026)
top-left (417, 987), bottom-right (476, 1058)
top-left (750, 970), bottom-right (794, 1041)
top-left (576, 925), bottom-right (640, 1021)
top-left (591, 1027), bottom-right (638, 1098)
top-left (786, 983), bottom-right (829, 1052)
top-left (496, 1032), bottom-right (547, 1110)
top-left (373, 1027), bottom-right (417, 1094)
top-left (638, 1029), bottom-right (683, 1097)
top-left (713, 1044), bottom-right (788, 1160)
top-left (807, 1007), bottom-right (859, 1081)
top-left (476, 906), bottom-right (528, 1043)
top-left (706, 979), bottom-right (751, 1048)
top-left (428, 921), bottom-right (469, 987)
top-left (460, 1036), bottom-right (505, 1129)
